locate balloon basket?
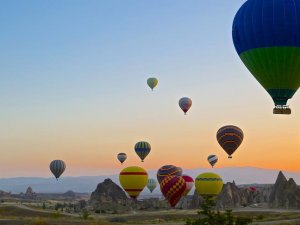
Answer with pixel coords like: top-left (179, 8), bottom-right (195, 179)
top-left (273, 106), bottom-right (291, 115)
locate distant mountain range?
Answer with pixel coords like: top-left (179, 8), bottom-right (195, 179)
top-left (1, 167), bottom-right (299, 194)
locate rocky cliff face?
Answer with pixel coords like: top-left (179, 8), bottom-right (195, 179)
top-left (89, 178), bottom-right (129, 211)
top-left (269, 171), bottom-right (300, 208)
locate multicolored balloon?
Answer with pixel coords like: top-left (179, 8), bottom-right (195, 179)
top-left (216, 125), bottom-right (243, 158)
top-left (147, 178), bottom-right (157, 193)
top-left (195, 172), bottom-right (223, 197)
top-left (207, 155), bottom-right (218, 168)
top-left (119, 166), bottom-right (148, 199)
top-left (147, 77), bottom-right (158, 91)
top-left (157, 165), bottom-right (183, 184)
top-left (178, 97), bottom-right (192, 115)
top-left (182, 174), bottom-right (194, 196)
top-left (232, 0), bottom-right (300, 114)
top-left (160, 175), bottom-right (186, 207)
top-left (50, 160), bottom-right (66, 180)
top-left (117, 153), bottom-right (127, 164)
top-left (134, 141), bottom-right (151, 162)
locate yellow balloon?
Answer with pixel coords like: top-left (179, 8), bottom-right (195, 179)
top-left (119, 166), bottom-right (148, 199)
top-left (195, 172), bottom-right (223, 197)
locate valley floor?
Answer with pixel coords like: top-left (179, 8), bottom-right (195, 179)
top-left (1, 203), bottom-right (300, 225)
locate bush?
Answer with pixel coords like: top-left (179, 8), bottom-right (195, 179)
top-left (256, 214), bottom-right (265, 220)
top-left (185, 196), bottom-right (252, 225)
top-left (52, 211), bottom-right (61, 219)
top-left (82, 210), bottom-right (90, 220)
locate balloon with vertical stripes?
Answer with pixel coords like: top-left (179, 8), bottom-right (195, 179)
top-left (50, 160), bottom-right (66, 180)
top-left (134, 141), bottom-right (151, 162)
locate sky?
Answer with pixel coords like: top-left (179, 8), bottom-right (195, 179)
top-left (0, 0), bottom-right (299, 178)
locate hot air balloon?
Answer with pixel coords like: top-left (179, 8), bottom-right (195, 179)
top-left (195, 172), bottom-right (223, 197)
top-left (119, 166), bottom-right (148, 199)
top-left (182, 174), bottom-right (194, 196)
top-left (147, 77), bottom-right (158, 91)
top-left (216, 125), bottom-right (243, 158)
top-left (207, 155), bottom-right (218, 168)
top-left (147, 178), bottom-right (157, 193)
top-left (232, 0), bottom-right (300, 114)
top-left (178, 97), bottom-right (192, 115)
top-left (249, 186), bottom-right (257, 192)
top-left (134, 141), bottom-right (151, 162)
top-left (50, 160), bottom-right (66, 180)
top-left (157, 165), bottom-right (183, 184)
top-left (117, 153), bottom-right (127, 164)
top-left (160, 175), bottom-right (186, 207)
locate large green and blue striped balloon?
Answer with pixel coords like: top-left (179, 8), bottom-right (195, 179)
top-left (134, 141), bottom-right (151, 162)
top-left (232, 0), bottom-right (300, 113)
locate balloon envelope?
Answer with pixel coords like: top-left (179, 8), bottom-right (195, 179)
top-left (147, 178), bottom-right (157, 193)
top-left (134, 141), bottom-right (151, 162)
top-left (232, 0), bottom-right (300, 114)
top-left (160, 175), bottom-right (186, 207)
top-left (50, 160), bottom-right (66, 180)
top-left (182, 174), bottom-right (194, 196)
top-left (157, 165), bottom-right (183, 184)
top-left (178, 97), bottom-right (192, 114)
top-left (195, 172), bottom-right (223, 197)
top-left (119, 166), bottom-right (148, 199)
top-left (147, 77), bottom-right (158, 91)
top-left (216, 125), bottom-right (243, 158)
top-left (117, 153), bottom-right (127, 164)
top-left (207, 155), bottom-right (218, 168)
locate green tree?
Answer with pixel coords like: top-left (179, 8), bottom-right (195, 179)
top-left (185, 196), bottom-right (252, 225)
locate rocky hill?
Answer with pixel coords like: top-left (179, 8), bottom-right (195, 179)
top-left (89, 178), bottom-right (130, 212)
top-left (88, 171), bottom-right (300, 211)
top-left (269, 171), bottom-right (300, 208)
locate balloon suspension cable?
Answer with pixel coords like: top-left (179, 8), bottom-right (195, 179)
top-left (273, 105), bottom-right (291, 115)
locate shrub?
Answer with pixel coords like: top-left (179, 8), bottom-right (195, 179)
top-left (82, 209), bottom-right (90, 220)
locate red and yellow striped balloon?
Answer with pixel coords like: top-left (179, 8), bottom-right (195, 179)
top-left (119, 166), bottom-right (148, 199)
top-left (160, 175), bottom-right (186, 207)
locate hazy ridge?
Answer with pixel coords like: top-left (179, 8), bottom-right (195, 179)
top-left (1, 167), bottom-right (299, 194)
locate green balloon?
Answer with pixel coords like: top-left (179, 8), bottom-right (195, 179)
top-left (147, 77), bottom-right (158, 91)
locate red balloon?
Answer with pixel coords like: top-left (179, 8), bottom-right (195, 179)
top-left (160, 176), bottom-right (186, 207)
top-left (182, 174), bottom-right (194, 196)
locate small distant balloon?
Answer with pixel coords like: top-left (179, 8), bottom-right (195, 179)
top-left (207, 155), bottom-right (218, 168)
top-left (117, 153), bottom-right (127, 164)
top-left (134, 141), bottom-right (151, 162)
top-left (216, 125), bottom-right (244, 158)
top-left (249, 186), bottom-right (257, 192)
top-left (179, 97), bottom-right (192, 115)
top-left (50, 160), bottom-right (66, 180)
top-left (147, 178), bottom-right (157, 193)
top-left (147, 77), bottom-right (158, 91)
